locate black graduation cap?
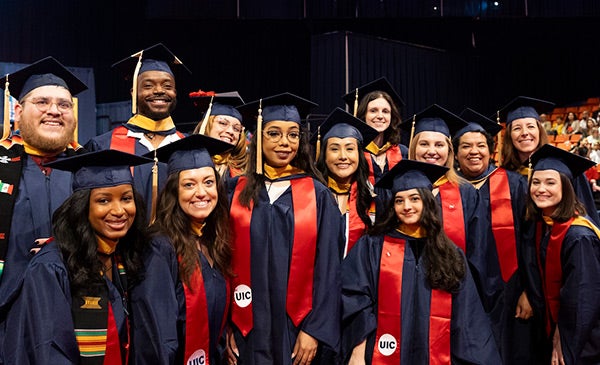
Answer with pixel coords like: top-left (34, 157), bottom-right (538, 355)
top-left (342, 77), bottom-right (405, 117)
top-left (45, 150), bottom-right (152, 192)
top-left (530, 144), bottom-right (595, 180)
top-left (237, 92), bottom-right (318, 131)
top-left (0, 56), bottom-right (88, 100)
top-left (400, 104), bottom-right (469, 139)
top-left (309, 107), bottom-right (378, 146)
top-left (146, 134), bottom-right (234, 175)
top-left (496, 96), bottom-right (554, 125)
top-left (454, 108), bottom-right (503, 139)
top-left (190, 91), bottom-right (245, 133)
top-left (375, 159), bottom-right (448, 194)
top-left (112, 43), bottom-right (191, 115)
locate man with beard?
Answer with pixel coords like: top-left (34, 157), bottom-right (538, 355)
top-left (0, 57), bottom-right (87, 312)
top-left (85, 44), bottom-right (189, 221)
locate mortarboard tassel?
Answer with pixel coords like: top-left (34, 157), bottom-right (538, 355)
top-left (150, 151), bottom-right (159, 225)
top-left (2, 75), bottom-right (10, 141)
top-left (496, 110), bottom-right (503, 166)
top-left (315, 125), bottom-right (321, 161)
top-left (197, 95), bottom-right (214, 135)
top-left (408, 114), bottom-right (416, 156)
top-left (256, 99), bottom-right (263, 175)
top-left (353, 88), bottom-right (359, 117)
top-left (131, 50), bottom-right (144, 115)
top-left (527, 156), bottom-right (532, 183)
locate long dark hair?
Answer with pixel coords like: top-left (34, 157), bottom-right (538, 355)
top-left (316, 138), bottom-right (373, 228)
top-left (52, 188), bottom-right (148, 296)
top-left (370, 188), bottom-right (465, 292)
top-left (356, 91), bottom-right (403, 145)
top-left (239, 123), bottom-right (325, 208)
top-left (525, 172), bottom-right (586, 222)
top-left (150, 169), bottom-right (233, 286)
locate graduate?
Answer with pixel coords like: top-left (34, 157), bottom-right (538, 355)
top-left (226, 93), bottom-right (343, 365)
top-left (85, 43), bottom-right (189, 221)
top-left (313, 108), bottom-right (379, 257)
top-left (342, 159), bottom-right (501, 364)
top-left (130, 134), bottom-right (234, 365)
top-left (526, 144), bottom-right (600, 365)
top-left (3, 150), bottom-right (151, 364)
top-left (191, 91), bottom-right (248, 183)
top-left (497, 96), bottom-right (600, 225)
top-left (453, 108), bottom-right (542, 364)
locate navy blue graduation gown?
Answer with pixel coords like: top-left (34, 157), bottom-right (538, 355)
top-left (468, 165), bottom-right (545, 365)
top-left (227, 174), bottom-right (343, 365)
top-left (538, 223), bottom-right (600, 364)
top-left (84, 124), bottom-right (183, 219)
top-left (3, 241), bottom-right (128, 365)
top-left (341, 231), bottom-right (502, 364)
top-left (130, 235), bottom-right (228, 365)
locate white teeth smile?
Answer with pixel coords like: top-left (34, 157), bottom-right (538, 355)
top-left (221, 137), bottom-right (233, 143)
top-left (192, 201), bottom-right (210, 208)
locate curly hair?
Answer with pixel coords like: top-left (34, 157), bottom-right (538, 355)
top-left (150, 169), bottom-right (233, 286)
top-left (52, 188), bottom-right (148, 296)
top-left (238, 123), bottom-right (325, 208)
top-left (500, 119), bottom-right (549, 172)
top-left (370, 188), bottom-right (465, 292)
top-left (193, 115), bottom-right (248, 173)
top-left (525, 171), bottom-right (586, 222)
top-left (356, 91), bottom-right (403, 146)
top-left (316, 138), bottom-right (373, 228)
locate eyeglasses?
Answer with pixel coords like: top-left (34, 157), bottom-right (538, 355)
top-left (263, 130), bottom-right (302, 143)
top-left (24, 98), bottom-right (74, 113)
top-left (214, 117), bottom-right (243, 134)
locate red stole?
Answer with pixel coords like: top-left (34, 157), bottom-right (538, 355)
top-left (537, 218), bottom-right (573, 336)
top-left (437, 182), bottom-right (466, 251)
top-left (374, 237), bottom-right (452, 364)
top-left (181, 260), bottom-right (209, 364)
top-left (104, 303), bottom-right (124, 365)
top-left (364, 145), bottom-right (403, 185)
top-left (346, 182), bottom-right (368, 255)
top-left (488, 168), bottom-right (518, 282)
top-left (230, 176), bottom-right (318, 336)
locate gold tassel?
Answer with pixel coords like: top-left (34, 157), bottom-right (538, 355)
top-left (131, 50), bottom-right (144, 115)
top-left (353, 88), bottom-right (358, 117)
top-left (496, 110), bottom-right (503, 166)
top-left (197, 95), bottom-right (214, 135)
top-left (527, 156), bottom-right (532, 183)
top-left (150, 152), bottom-right (158, 225)
top-left (72, 97), bottom-right (79, 144)
top-left (2, 74), bottom-right (10, 141)
top-left (256, 99), bottom-right (263, 174)
top-left (408, 114), bottom-right (416, 155)
top-left (315, 125), bottom-right (321, 161)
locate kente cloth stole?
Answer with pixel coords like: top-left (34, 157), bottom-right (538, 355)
top-left (364, 144), bottom-right (402, 185)
top-left (230, 176), bottom-right (317, 336)
top-left (181, 258), bottom-right (211, 365)
top-left (374, 237), bottom-right (452, 364)
top-left (72, 288), bottom-right (124, 364)
top-left (488, 168), bottom-right (518, 282)
top-left (437, 182), bottom-right (466, 251)
top-left (0, 141), bottom-right (24, 278)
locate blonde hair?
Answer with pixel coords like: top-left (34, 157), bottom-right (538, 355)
top-left (408, 132), bottom-right (464, 185)
top-left (193, 115), bottom-right (248, 173)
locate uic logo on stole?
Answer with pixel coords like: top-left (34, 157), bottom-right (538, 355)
top-left (187, 349), bottom-right (206, 365)
top-left (80, 296), bottom-right (102, 309)
top-left (234, 284), bottom-right (252, 307)
top-left (377, 333), bottom-right (398, 356)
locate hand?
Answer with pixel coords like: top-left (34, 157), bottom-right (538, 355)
top-left (348, 340), bottom-right (366, 365)
top-left (29, 238), bottom-right (51, 255)
top-left (551, 327), bottom-right (565, 365)
top-left (291, 330), bottom-right (318, 365)
top-left (224, 327), bottom-right (240, 365)
top-left (515, 291), bottom-right (533, 319)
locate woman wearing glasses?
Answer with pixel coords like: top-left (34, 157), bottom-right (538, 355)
top-left (225, 94), bottom-right (343, 365)
top-left (191, 91), bottom-right (248, 184)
